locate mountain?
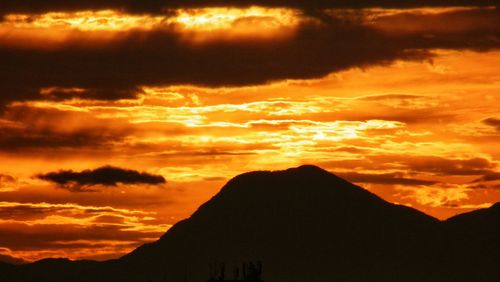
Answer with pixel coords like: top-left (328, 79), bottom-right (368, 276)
top-left (3, 165), bottom-right (499, 281)
top-left (439, 203), bottom-right (500, 282)
top-left (0, 261), bottom-right (15, 273)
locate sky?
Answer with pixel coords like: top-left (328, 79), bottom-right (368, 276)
top-left (0, 0), bottom-right (499, 263)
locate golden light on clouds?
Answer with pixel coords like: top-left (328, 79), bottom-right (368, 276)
top-left (1, 50), bottom-right (500, 261)
top-left (0, 7), bottom-right (303, 46)
top-left (0, 10), bottom-right (164, 47)
top-left (2, 7), bottom-right (300, 31)
top-left (171, 7), bottom-right (302, 41)
top-left (173, 7), bottom-right (301, 30)
top-left (2, 10), bottom-right (164, 31)
top-left (0, 201), bottom-right (170, 261)
top-left (0, 2), bottom-right (499, 264)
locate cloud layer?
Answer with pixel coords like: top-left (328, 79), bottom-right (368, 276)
top-left (0, 6), bottom-right (498, 107)
top-left (0, 201), bottom-right (169, 261)
top-left (37, 166), bottom-right (166, 192)
top-left (1, 0), bottom-right (497, 15)
top-left (0, 1), bottom-right (499, 263)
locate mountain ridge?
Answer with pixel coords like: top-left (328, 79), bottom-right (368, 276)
top-left (2, 165), bottom-right (498, 282)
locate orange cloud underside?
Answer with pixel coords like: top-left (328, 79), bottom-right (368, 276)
top-left (0, 7), bottom-right (303, 47)
top-left (2, 6), bottom-right (493, 47)
top-left (0, 6), bottom-right (499, 262)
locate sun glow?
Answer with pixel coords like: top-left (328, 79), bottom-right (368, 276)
top-left (173, 7), bottom-right (301, 31)
top-left (169, 6), bottom-right (304, 42)
top-left (0, 0), bottom-right (499, 264)
top-left (0, 10), bottom-right (162, 47)
top-left (0, 7), bottom-right (303, 46)
top-left (1, 10), bottom-right (165, 31)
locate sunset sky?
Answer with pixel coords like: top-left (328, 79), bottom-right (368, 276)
top-left (0, 0), bottom-right (499, 263)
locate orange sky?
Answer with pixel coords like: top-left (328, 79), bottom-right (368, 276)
top-left (0, 3), bottom-right (499, 263)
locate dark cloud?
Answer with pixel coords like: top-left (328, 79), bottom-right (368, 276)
top-left (472, 172), bottom-right (500, 183)
top-left (0, 8), bottom-right (498, 107)
top-left (483, 117), bottom-right (500, 131)
top-left (39, 86), bottom-right (144, 102)
top-left (92, 215), bottom-right (126, 224)
top-left (0, 106), bottom-right (131, 152)
top-left (0, 128), bottom-right (122, 152)
top-left (0, 0), bottom-right (497, 16)
top-left (466, 183), bottom-right (500, 189)
top-left (337, 172), bottom-right (437, 186)
top-left (37, 166), bottom-right (166, 192)
top-left (0, 24), bottom-right (426, 105)
top-left (0, 205), bottom-right (56, 221)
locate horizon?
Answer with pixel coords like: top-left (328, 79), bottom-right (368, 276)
top-left (0, 0), bottom-right (499, 265)
top-left (4, 164), bottom-right (499, 258)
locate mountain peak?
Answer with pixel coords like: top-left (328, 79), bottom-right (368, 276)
top-left (170, 165), bottom-right (438, 241)
top-left (3, 165), bottom-right (498, 282)
top-left (287, 164), bottom-right (329, 173)
top-left (221, 164), bottom-right (351, 194)
top-left (204, 165), bottom-right (362, 208)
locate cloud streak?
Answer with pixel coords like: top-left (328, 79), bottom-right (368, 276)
top-left (37, 166), bottom-right (166, 192)
top-left (1, 0), bottom-right (497, 16)
top-left (0, 201), bottom-right (169, 261)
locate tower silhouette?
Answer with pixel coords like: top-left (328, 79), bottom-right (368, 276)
top-left (208, 261), bottom-right (262, 281)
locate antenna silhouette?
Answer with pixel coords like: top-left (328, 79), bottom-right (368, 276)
top-left (207, 261), bottom-right (263, 281)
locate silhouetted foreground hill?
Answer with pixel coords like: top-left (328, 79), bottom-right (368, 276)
top-left (2, 165), bottom-right (499, 282)
top-left (0, 261), bottom-right (14, 273)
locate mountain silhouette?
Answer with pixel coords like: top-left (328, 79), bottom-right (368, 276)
top-left (2, 165), bottom-right (499, 281)
top-left (0, 261), bottom-right (14, 274)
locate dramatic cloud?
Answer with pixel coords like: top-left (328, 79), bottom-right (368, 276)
top-left (1, 0), bottom-right (497, 15)
top-left (37, 166), bottom-right (166, 192)
top-left (0, 7), bottom-right (498, 107)
top-left (0, 23), bottom-right (419, 105)
top-left (0, 1), bottom-right (499, 261)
